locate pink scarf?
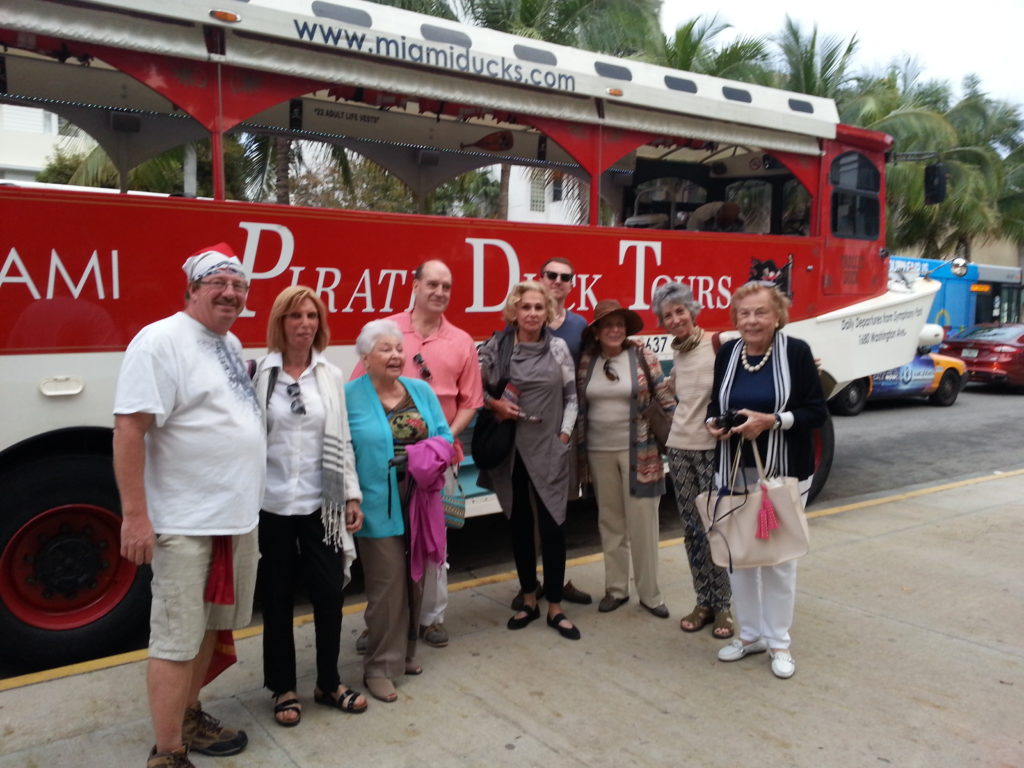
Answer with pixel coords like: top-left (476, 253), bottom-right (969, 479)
top-left (404, 437), bottom-right (454, 582)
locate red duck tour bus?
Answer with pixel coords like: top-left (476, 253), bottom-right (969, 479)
top-left (0, 0), bottom-right (939, 666)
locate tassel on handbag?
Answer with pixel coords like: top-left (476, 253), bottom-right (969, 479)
top-left (756, 486), bottom-right (779, 540)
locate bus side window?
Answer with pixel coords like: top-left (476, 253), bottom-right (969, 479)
top-left (725, 180), bottom-right (771, 234)
top-left (830, 152), bottom-right (880, 240)
top-left (782, 178), bottom-right (811, 236)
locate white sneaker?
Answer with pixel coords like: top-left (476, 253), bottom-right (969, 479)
top-left (769, 650), bottom-right (796, 679)
top-left (718, 638), bottom-right (768, 662)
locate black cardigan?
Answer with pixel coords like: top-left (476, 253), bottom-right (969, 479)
top-left (708, 334), bottom-right (827, 481)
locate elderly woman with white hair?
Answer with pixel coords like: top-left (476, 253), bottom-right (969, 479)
top-left (651, 282), bottom-right (735, 640)
top-left (345, 319), bottom-right (452, 703)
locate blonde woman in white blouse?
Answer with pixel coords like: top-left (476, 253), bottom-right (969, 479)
top-left (253, 286), bottom-right (366, 726)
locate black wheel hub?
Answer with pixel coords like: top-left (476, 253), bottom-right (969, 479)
top-left (27, 525), bottom-right (108, 599)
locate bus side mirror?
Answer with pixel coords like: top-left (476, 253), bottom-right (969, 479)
top-left (924, 163), bottom-right (947, 205)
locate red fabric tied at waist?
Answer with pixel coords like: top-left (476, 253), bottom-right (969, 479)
top-left (204, 536), bottom-right (235, 605)
top-left (202, 536), bottom-right (237, 686)
top-left (756, 484), bottom-right (779, 540)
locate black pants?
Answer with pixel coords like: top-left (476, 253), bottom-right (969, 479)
top-left (258, 510), bottom-right (346, 696)
top-left (509, 453), bottom-right (566, 603)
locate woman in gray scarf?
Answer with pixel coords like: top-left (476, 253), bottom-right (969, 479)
top-left (477, 281), bottom-right (581, 640)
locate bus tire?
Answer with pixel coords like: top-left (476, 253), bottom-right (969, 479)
top-left (0, 454), bottom-right (151, 669)
top-left (828, 378), bottom-right (869, 416)
top-left (928, 370), bottom-right (961, 407)
top-left (806, 416), bottom-right (835, 505)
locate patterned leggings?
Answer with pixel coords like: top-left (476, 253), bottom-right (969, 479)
top-left (667, 448), bottom-right (731, 611)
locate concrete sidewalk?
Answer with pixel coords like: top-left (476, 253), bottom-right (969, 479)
top-left (2, 470), bottom-right (1023, 768)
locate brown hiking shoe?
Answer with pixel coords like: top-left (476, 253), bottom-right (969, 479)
top-left (183, 703), bottom-right (248, 757)
top-left (419, 622), bottom-right (449, 647)
top-left (147, 746), bottom-right (195, 768)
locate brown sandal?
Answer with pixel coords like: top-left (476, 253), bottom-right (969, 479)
top-left (712, 609), bottom-right (735, 639)
top-left (679, 605), bottom-right (714, 632)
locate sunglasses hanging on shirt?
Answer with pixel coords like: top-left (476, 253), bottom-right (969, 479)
top-left (286, 381), bottom-right (306, 415)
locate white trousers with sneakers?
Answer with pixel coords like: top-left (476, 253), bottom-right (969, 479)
top-left (728, 560), bottom-right (797, 650)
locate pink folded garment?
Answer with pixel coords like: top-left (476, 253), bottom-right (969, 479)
top-left (405, 436), bottom-right (454, 582)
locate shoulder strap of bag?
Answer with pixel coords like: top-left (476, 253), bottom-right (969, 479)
top-left (749, 438), bottom-right (771, 484)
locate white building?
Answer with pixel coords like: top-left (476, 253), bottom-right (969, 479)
top-left (0, 105), bottom-right (62, 181)
top-left (506, 167), bottom-right (577, 225)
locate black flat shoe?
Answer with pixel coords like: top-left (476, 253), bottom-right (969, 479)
top-left (546, 612), bottom-right (581, 640)
top-left (507, 604), bottom-right (541, 630)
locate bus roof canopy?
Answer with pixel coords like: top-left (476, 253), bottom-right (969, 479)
top-left (1, 0), bottom-right (837, 159)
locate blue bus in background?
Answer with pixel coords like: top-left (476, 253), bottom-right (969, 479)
top-left (828, 256), bottom-right (1021, 416)
top-left (889, 256), bottom-right (1022, 337)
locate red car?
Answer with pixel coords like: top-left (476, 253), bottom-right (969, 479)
top-left (939, 324), bottom-right (1024, 387)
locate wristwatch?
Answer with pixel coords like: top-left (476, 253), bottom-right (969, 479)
top-left (772, 413), bottom-right (782, 430)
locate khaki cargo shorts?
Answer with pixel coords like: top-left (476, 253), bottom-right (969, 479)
top-left (148, 529), bottom-right (259, 661)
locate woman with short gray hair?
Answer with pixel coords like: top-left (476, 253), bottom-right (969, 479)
top-left (651, 282), bottom-right (734, 639)
top-left (346, 319), bottom-right (453, 702)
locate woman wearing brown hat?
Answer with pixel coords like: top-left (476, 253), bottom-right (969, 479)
top-left (577, 300), bottom-right (676, 618)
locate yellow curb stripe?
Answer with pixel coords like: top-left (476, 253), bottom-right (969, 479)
top-left (803, 468), bottom-right (1024, 519)
top-left (4, 468), bottom-right (1020, 692)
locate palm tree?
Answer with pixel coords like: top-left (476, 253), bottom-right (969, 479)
top-left (646, 14), bottom-right (769, 83)
top-left (773, 16), bottom-right (857, 99)
top-left (847, 67), bottom-right (1024, 259)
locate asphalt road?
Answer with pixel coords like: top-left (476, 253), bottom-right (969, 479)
top-left (816, 383), bottom-right (1024, 503)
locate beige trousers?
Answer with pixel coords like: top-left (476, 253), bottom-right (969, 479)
top-left (358, 535), bottom-right (423, 681)
top-left (588, 450), bottom-right (663, 607)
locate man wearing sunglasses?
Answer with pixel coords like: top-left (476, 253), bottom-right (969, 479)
top-left (113, 244), bottom-right (265, 768)
top-left (351, 259), bottom-right (483, 651)
top-left (507, 257), bottom-right (594, 609)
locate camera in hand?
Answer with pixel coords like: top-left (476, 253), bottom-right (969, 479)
top-left (714, 409), bottom-right (748, 430)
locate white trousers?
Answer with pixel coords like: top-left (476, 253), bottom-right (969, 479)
top-left (728, 560), bottom-right (797, 649)
top-left (589, 450), bottom-right (663, 607)
top-left (418, 561), bottom-right (448, 626)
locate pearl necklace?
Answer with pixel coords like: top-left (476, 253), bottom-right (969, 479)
top-left (740, 342), bottom-right (773, 373)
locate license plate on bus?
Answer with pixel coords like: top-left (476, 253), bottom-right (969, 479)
top-left (961, 348), bottom-right (978, 358)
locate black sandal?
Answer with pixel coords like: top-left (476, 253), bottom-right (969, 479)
top-left (314, 686), bottom-right (368, 714)
top-left (273, 696), bottom-right (302, 727)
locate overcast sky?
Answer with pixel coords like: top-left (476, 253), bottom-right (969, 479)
top-left (660, 0), bottom-right (1023, 108)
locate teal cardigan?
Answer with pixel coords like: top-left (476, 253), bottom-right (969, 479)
top-left (345, 375), bottom-right (452, 538)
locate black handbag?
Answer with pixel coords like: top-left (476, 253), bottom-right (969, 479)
top-left (471, 329), bottom-right (519, 471)
top-left (471, 405), bottom-right (516, 470)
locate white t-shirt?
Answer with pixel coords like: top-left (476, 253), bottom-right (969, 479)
top-left (113, 312), bottom-right (266, 535)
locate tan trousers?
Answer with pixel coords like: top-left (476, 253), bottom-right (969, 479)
top-left (358, 535), bottom-right (423, 681)
top-left (588, 450), bottom-right (663, 607)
